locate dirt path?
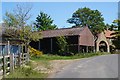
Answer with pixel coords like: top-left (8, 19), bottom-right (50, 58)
top-left (47, 59), bottom-right (80, 78)
top-left (32, 59), bottom-right (80, 78)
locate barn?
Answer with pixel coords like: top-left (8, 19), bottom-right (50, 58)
top-left (30, 26), bottom-right (95, 54)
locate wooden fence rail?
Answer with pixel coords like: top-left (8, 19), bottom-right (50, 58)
top-left (0, 53), bottom-right (29, 78)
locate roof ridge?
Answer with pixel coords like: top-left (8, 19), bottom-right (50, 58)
top-left (42, 26), bottom-right (84, 32)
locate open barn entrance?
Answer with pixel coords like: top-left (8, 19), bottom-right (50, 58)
top-left (99, 41), bottom-right (107, 52)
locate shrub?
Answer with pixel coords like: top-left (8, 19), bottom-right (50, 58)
top-left (56, 36), bottom-right (69, 55)
top-left (29, 46), bottom-right (43, 57)
top-left (111, 50), bottom-right (120, 54)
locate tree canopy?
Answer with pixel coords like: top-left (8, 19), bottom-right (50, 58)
top-left (34, 12), bottom-right (57, 31)
top-left (111, 19), bottom-right (120, 49)
top-left (3, 4), bottom-right (41, 46)
top-left (67, 7), bottom-right (105, 35)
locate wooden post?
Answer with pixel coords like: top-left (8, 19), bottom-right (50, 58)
top-left (86, 46), bottom-right (88, 53)
top-left (50, 38), bottom-right (53, 53)
top-left (3, 55), bottom-right (6, 77)
top-left (7, 41), bottom-right (10, 55)
top-left (10, 54), bottom-right (14, 73)
top-left (18, 53), bottom-right (21, 67)
top-left (78, 45), bottom-right (80, 53)
top-left (27, 50), bottom-right (29, 63)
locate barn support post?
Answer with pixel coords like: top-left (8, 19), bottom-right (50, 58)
top-left (78, 45), bottom-right (80, 53)
top-left (38, 40), bottom-right (41, 50)
top-left (86, 46), bottom-right (88, 53)
top-left (50, 38), bottom-right (53, 53)
top-left (93, 46), bottom-right (95, 52)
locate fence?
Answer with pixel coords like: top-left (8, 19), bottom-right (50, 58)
top-left (0, 53), bottom-right (29, 78)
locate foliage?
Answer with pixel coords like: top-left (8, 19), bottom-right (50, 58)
top-left (29, 46), bottom-right (43, 57)
top-left (4, 12), bottom-right (18, 27)
top-left (56, 36), bottom-right (69, 55)
top-left (6, 65), bottom-right (47, 78)
top-left (111, 19), bottom-right (120, 49)
top-left (34, 11), bottom-right (57, 31)
top-left (3, 4), bottom-right (41, 53)
top-left (4, 4), bottom-right (32, 28)
top-left (3, 25), bottom-right (41, 45)
top-left (67, 7), bottom-right (105, 35)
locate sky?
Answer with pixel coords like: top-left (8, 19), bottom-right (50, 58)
top-left (1, 2), bottom-right (118, 28)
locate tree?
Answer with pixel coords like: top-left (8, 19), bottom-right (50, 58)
top-left (67, 7), bottom-right (105, 35)
top-left (111, 19), bottom-right (120, 50)
top-left (56, 36), bottom-right (69, 56)
top-left (4, 4), bottom-right (32, 28)
top-left (3, 4), bottom-right (41, 52)
top-left (34, 12), bottom-right (57, 31)
top-left (4, 12), bottom-right (18, 27)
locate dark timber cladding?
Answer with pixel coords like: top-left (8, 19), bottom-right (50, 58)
top-left (30, 26), bottom-right (95, 53)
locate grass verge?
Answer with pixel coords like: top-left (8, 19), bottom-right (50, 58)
top-left (6, 63), bottom-right (48, 78)
top-left (31, 52), bottom-right (111, 60)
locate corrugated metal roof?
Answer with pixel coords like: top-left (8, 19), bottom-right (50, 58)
top-left (41, 27), bottom-right (85, 38)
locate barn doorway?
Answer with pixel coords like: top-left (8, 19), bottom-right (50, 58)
top-left (99, 41), bottom-right (107, 52)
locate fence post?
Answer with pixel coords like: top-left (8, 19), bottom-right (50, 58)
top-left (18, 53), bottom-right (21, 67)
top-left (14, 54), bottom-right (16, 68)
top-left (27, 48), bottom-right (30, 63)
top-left (3, 55), bottom-right (6, 78)
top-left (10, 54), bottom-right (14, 73)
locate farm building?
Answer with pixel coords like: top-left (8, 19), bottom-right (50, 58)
top-left (95, 30), bottom-right (115, 53)
top-left (0, 24), bottom-right (23, 55)
top-left (30, 26), bottom-right (95, 53)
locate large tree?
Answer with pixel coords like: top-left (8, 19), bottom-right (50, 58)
top-left (67, 7), bottom-right (105, 35)
top-left (111, 19), bottom-right (120, 50)
top-left (34, 12), bottom-right (57, 31)
top-left (3, 4), bottom-right (41, 52)
top-left (4, 4), bottom-right (32, 28)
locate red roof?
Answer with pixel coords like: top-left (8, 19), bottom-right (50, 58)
top-left (104, 30), bottom-right (115, 38)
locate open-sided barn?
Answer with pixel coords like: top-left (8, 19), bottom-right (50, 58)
top-left (30, 26), bottom-right (95, 53)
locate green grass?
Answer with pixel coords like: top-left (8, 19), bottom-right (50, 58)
top-left (6, 66), bottom-right (47, 78)
top-left (6, 62), bottom-right (48, 78)
top-left (31, 52), bottom-right (110, 60)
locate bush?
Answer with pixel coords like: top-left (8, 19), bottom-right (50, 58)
top-left (111, 50), bottom-right (120, 54)
top-left (59, 52), bottom-right (74, 56)
top-left (57, 36), bottom-right (69, 55)
top-left (29, 46), bottom-right (43, 57)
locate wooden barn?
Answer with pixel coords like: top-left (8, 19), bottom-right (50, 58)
top-left (30, 26), bottom-right (95, 53)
